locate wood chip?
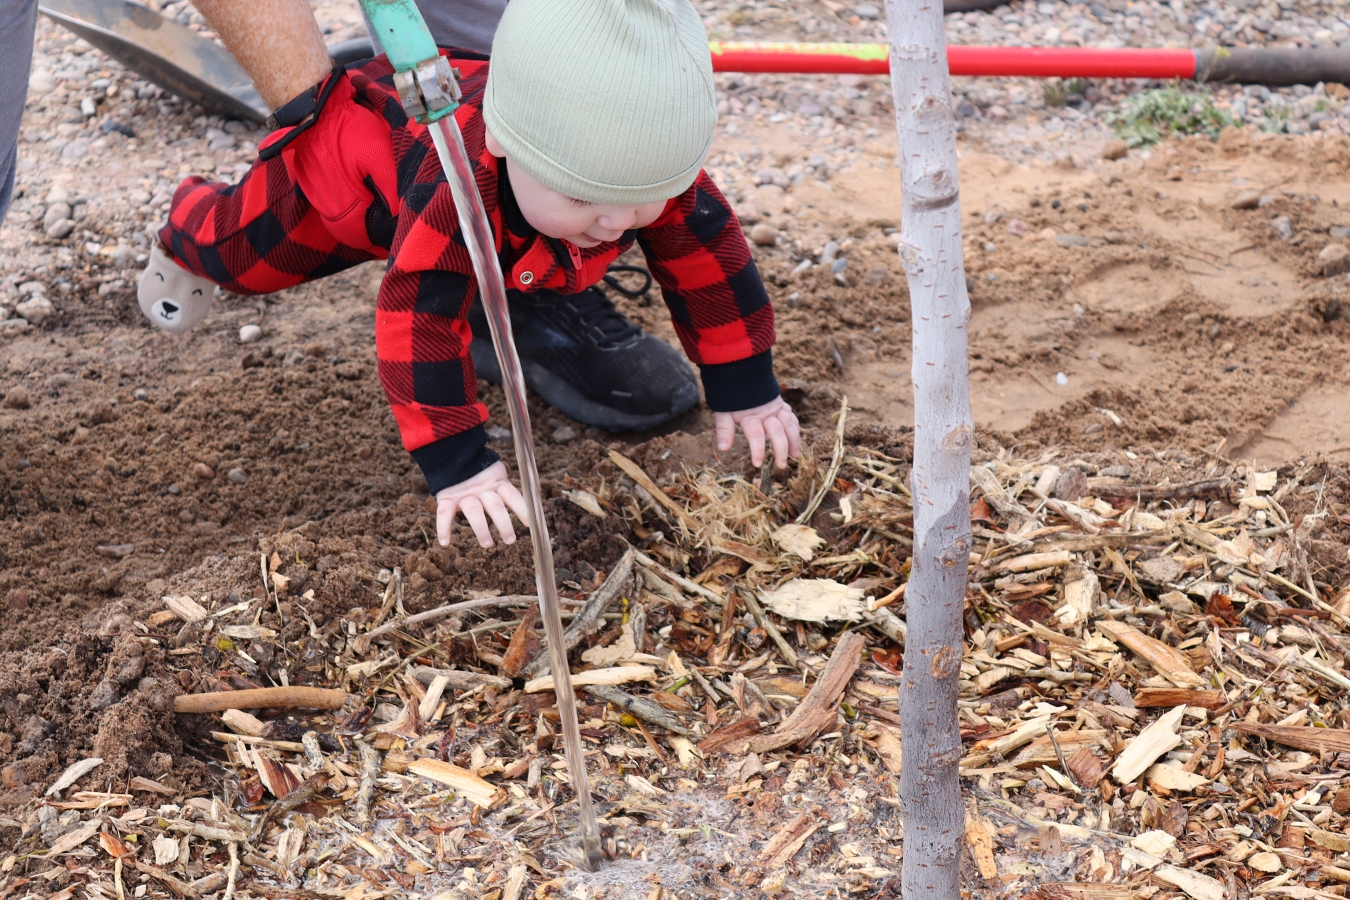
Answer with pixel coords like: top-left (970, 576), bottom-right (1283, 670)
top-left (760, 578), bottom-right (866, 623)
top-left (520, 550), bottom-right (638, 677)
top-left (500, 604), bottom-right (543, 678)
top-left (1145, 762), bottom-right (1210, 791)
top-left (1133, 687), bottom-right (1226, 709)
top-left (164, 594), bottom-right (208, 623)
top-left (697, 717), bottom-right (763, 755)
top-left (45, 822), bottom-right (100, 856)
top-left (1113, 705), bottom-right (1186, 784)
top-left (608, 450), bottom-right (698, 529)
top-left (875, 725), bottom-right (903, 774)
top-left (771, 524), bottom-right (826, 562)
top-left (998, 550), bottom-right (1072, 573)
top-left (965, 810), bottom-right (998, 879)
top-left (44, 757), bottom-right (103, 797)
top-left (1098, 620), bottom-right (1204, 688)
top-left (1152, 865), bottom-right (1226, 900)
top-left (524, 665), bottom-right (655, 694)
top-left (220, 709), bottom-right (265, 737)
top-left (406, 759), bottom-right (503, 809)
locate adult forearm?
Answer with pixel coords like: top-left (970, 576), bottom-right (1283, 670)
top-left (190, 0), bottom-right (332, 109)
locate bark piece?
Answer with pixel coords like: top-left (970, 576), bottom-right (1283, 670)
top-left (1027, 886), bottom-right (1143, 900)
top-left (1231, 722), bottom-right (1350, 755)
top-left (500, 604), bottom-right (543, 678)
top-left (524, 665), bottom-right (655, 693)
top-left (1113, 705), bottom-right (1186, 784)
top-left (1097, 620), bottom-right (1204, 688)
top-left (747, 632), bottom-right (866, 753)
top-left (698, 717), bottom-right (763, 755)
top-left (173, 687), bottom-right (349, 714)
top-left (759, 813), bottom-right (820, 869)
top-left (520, 549), bottom-right (637, 677)
top-left (406, 759), bottom-right (503, 809)
top-left (1066, 746), bottom-right (1106, 788)
top-left (1133, 687), bottom-right (1226, 709)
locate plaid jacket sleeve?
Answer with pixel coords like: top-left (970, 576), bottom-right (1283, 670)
top-left (636, 171), bottom-right (780, 412)
top-left (374, 108), bottom-right (500, 495)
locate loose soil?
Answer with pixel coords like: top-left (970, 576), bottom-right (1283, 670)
top-left (11, 19), bottom-right (1350, 896)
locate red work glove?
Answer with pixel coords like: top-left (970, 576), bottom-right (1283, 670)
top-left (259, 70), bottom-right (400, 251)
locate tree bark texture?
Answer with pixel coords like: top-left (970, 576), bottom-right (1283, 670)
top-left (884, 3), bottom-right (973, 899)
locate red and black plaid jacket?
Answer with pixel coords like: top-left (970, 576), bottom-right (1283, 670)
top-left (163, 52), bottom-right (778, 493)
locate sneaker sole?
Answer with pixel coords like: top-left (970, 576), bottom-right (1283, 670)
top-left (471, 337), bottom-right (699, 432)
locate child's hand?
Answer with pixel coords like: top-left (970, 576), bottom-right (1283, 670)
top-left (714, 396), bottom-right (802, 468)
top-left (435, 461), bottom-right (531, 548)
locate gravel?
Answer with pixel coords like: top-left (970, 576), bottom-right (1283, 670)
top-left (2, 0), bottom-right (1349, 349)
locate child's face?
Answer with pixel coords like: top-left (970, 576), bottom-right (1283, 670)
top-left (485, 128), bottom-right (669, 248)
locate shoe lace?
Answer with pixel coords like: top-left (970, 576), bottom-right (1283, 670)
top-left (570, 284), bottom-right (641, 348)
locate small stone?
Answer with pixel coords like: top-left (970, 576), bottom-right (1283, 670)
top-left (18, 281), bottom-right (44, 296)
top-left (238, 324), bottom-right (262, 343)
top-left (304, 342), bottom-right (327, 358)
top-left (863, 265), bottom-right (888, 286)
top-left (552, 425), bottom-right (578, 443)
top-left (1056, 234), bottom-right (1089, 248)
top-left (1101, 140), bottom-right (1128, 160)
top-left (4, 386), bottom-right (30, 409)
top-left (487, 426), bottom-right (512, 442)
top-left (1007, 219), bottom-right (1029, 236)
top-left (88, 680), bottom-right (119, 710)
top-left (853, 2), bottom-right (880, 18)
top-left (8, 589), bottom-right (28, 610)
top-left (192, 462), bottom-right (215, 480)
top-left (1271, 215), bottom-right (1295, 240)
top-left (133, 389), bottom-right (148, 402)
top-left (61, 140), bottom-right (88, 160)
top-left (1231, 190), bottom-right (1261, 210)
top-left (1331, 225), bottom-right (1350, 240)
top-left (42, 202), bottom-right (71, 231)
top-left (1039, 227), bottom-right (1058, 241)
top-left (80, 96), bottom-right (97, 117)
top-left (797, 97), bottom-right (823, 117)
top-left (15, 295), bottom-right (53, 325)
top-left (750, 223), bottom-right (779, 246)
top-left (45, 219), bottom-right (74, 240)
top-left (107, 244), bottom-right (135, 267)
top-left (1319, 243), bottom-right (1350, 276)
top-left (227, 467), bottom-right (247, 484)
top-left (1258, 194), bottom-right (1278, 208)
top-left (1328, 83), bottom-right (1350, 100)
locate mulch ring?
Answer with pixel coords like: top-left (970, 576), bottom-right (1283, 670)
top-left (9, 407), bottom-right (1350, 900)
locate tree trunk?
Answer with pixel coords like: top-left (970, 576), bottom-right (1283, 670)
top-left (883, 3), bottom-right (973, 900)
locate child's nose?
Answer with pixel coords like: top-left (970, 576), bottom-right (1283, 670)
top-left (597, 208), bottom-right (638, 231)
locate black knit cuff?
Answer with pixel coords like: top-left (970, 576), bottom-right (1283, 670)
top-left (698, 349), bottom-right (780, 412)
top-left (410, 425), bottom-right (501, 495)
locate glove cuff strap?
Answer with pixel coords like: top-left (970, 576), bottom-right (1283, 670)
top-left (258, 65), bottom-right (346, 161)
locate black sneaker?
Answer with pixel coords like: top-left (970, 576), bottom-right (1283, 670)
top-left (468, 281), bottom-right (699, 431)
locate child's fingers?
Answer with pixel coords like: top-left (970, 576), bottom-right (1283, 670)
top-left (763, 415), bottom-right (790, 469)
top-left (437, 497), bottom-right (460, 546)
top-left (459, 496), bottom-right (495, 548)
top-left (714, 412), bottom-right (736, 453)
top-left (498, 483), bottom-right (532, 529)
top-left (480, 490), bottom-right (517, 545)
top-left (782, 409), bottom-right (803, 459)
top-left (741, 416), bottom-right (767, 467)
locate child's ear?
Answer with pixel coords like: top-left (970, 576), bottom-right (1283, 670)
top-left (484, 127), bottom-right (506, 159)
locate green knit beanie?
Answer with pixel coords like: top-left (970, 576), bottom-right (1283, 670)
top-left (483, 0), bottom-right (717, 206)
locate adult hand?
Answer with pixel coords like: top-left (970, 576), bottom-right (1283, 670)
top-left (435, 461), bottom-right (531, 548)
top-left (714, 396), bottom-right (802, 468)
